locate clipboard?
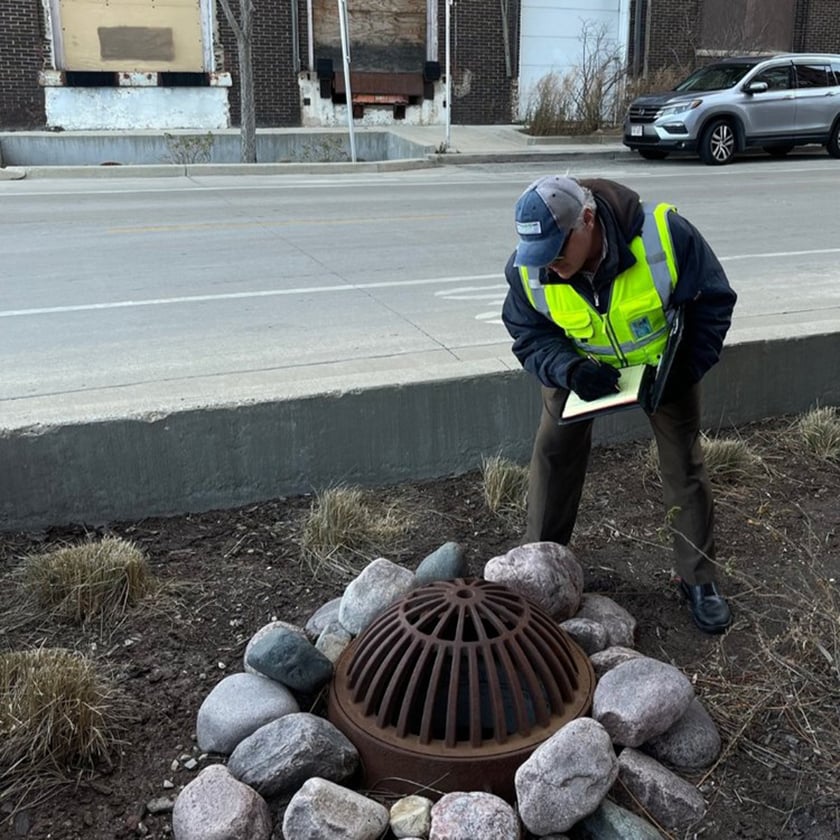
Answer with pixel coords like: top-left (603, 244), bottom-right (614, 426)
top-left (644, 306), bottom-right (685, 414)
top-left (559, 307), bottom-right (685, 423)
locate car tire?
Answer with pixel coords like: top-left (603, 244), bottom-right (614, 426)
top-left (638, 149), bottom-right (669, 160)
top-left (763, 144), bottom-right (794, 157)
top-left (827, 119), bottom-right (840, 158)
top-left (700, 119), bottom-right (736, 165)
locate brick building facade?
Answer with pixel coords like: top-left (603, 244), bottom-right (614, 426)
top-left (2, 0), bottom-right (839, 131)
top-left (0, 0), bottom-right (48, 128)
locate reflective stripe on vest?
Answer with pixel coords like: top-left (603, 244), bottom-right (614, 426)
top-left (518, 202), bottom-right (679, 367)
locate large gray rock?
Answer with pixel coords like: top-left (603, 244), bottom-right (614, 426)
top-left (244, 620), bottom-right (306, 674)
top-left (303, 597), bottom-right (342, 641)
top-left (282, 777), bottom-right (389, 840)
top-left (430, 791), bottom-right (521, 839)
top-left (589, 646), bottom-right (645, 679)
top-left (576, 593), bottom-right (637, 647)
top-left (414, 541), bottom-right (467, 583)
top-left (592, 657), bottom-right (694, 747)
top-left (515, 717), bottom-right (618, 836)
top-left (172, 764), bottom-right (271, 840)
top-left (244, 624), bottom-right (333, 693)
top-left (570, 798), bottom-right (665, 839)
top-left (226, 712), bottom-right (358, 797)
top-left (615, 748), bottom-right (707, 828)
top-left (642, 698), bottom-right (721, 770)
top-left (316, 619), bottom-right (353, 664)
top-left (484, 542), bottom-right (583, 620)
top-left (560, 617), bottom-right (609, 655)
top-left (195, 672), bottom-right (298, 754)
top-left (339, 557), bottom-right (416, 635)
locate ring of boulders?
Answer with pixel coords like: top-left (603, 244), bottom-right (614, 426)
top-left (165, 541), bottom-right (721, 840)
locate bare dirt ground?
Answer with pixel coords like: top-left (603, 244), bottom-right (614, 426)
top-left (1, 414), bottom-right (838, 840)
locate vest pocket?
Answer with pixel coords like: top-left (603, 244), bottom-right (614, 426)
top-left (554, 308), bottom-right (594, 339)
top-left (615, 292), bottom-right (665, 341)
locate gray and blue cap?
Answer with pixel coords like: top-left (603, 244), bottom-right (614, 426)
top-left (513, 175), bottom-right (585, 267)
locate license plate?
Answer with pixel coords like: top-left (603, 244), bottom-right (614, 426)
top-left (630, 124), bottom-right (643, 137)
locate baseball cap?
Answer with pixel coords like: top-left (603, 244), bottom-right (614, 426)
top-left (513, 175), bottom-right (585, 267)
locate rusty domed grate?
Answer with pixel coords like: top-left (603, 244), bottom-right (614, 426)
top-left (327, 578), bottom-right (595, 800)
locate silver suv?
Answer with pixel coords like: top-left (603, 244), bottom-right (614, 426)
top-left (623, 53), bottom-right (840, 164)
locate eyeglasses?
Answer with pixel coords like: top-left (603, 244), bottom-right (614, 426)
top-left (549, 226), bottom-right (576, 265)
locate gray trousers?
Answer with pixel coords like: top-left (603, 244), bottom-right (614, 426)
top-left (524, 382), bottom-right (717, 585)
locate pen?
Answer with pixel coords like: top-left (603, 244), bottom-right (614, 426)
top-left (586, 353), bottom-right (621, 392)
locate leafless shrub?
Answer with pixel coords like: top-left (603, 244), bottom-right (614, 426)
top-left (300, 486), bottom-right (414, 578)
top-left (525, 19), bottom-right (626, 135)
top-left (21, 536), bottom-right (155, 625)
top-left (692, 526), bottom-right (839, 798)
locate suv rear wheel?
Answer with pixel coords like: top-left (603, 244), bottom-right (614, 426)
top-left (700, 119), bottom-right (736, 165)
top-left (827, 119), bottom-right (840, 158)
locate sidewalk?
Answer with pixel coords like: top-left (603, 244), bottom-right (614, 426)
top-left (0, 123), bottom-right (631, 177)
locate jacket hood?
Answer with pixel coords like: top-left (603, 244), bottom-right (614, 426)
top-left (578, 178), bottom-right (644, 242)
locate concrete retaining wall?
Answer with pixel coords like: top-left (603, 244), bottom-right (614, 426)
top-left (0, 129), bottom-right (430, 167)
top-left (2, 334), bottom-right (839, 531)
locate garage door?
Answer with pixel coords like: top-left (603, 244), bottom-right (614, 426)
top-left (518, 0), bottom-right (629, 119)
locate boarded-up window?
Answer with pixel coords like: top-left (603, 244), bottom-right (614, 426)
top-left (313, 0), bottom-right (426, 73)
top-left (699, 0), bottom-right (795, 53)
top-left (57, 0), bottom-right (205, 72)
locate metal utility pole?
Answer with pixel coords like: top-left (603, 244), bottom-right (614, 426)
top-left (445, 0), bottom-right (452, 150)
top-left (337, 0), bottom-right (357, 163)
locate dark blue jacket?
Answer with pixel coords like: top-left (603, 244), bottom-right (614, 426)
top-left (502, 178), bottom-right (737, 393)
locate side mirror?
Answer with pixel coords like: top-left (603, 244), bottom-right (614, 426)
top-left (744, 80), bottom-right (769, 94)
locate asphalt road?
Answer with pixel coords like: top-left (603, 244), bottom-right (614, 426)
top-left (2, 155), bottom-right (840, 427)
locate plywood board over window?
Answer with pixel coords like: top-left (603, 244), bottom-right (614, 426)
top-left (699, 0), bottom-right (795, 53)
top-left (313, 0), bottom-right (425, 72)
top-left (58, 0), bottom-right (206, 72)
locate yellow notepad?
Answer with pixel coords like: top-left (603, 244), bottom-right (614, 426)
top-left (561, 364), bottom-right (653, 423)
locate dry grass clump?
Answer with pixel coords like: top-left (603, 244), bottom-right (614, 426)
top-left (481, 455), bottom-right (529, 519)
top-left (0, 648), bottom-right (127, 790)
top-left (796, 406), bottom-right (840, 461)
top-left (644, 433), bottom-right (766, 485)
top-left (21, 536), bottom-right (155, 624)
top-left (300, 486), bottom-right (414, 577)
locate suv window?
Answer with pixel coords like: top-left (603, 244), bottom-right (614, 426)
top-left (795, 63), bottom-right (831, 88)
top-left (674, 62), bottom-right (757, 92)
top-left (831, 62), bottom-right (840, 85)
top-left (752, 65), bottom-right (793, 90)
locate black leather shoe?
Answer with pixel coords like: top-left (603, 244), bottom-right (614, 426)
top-left (679, 581), bottom-right (732, 634)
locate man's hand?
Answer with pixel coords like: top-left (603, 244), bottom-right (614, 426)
top-left (569, 359), bottom-right (620, 401)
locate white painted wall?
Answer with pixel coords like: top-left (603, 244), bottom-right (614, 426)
top-left (299, 76), bottom-right (446, 127)
top-left (518, 0), bottom-right (630, 120)
top-left (44, 88), bottom-right (230, 130)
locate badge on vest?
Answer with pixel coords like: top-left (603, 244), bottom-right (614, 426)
top-left (629, 316), bottom-right (654, 339)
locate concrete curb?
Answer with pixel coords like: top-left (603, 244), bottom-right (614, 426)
top-left (3, 334), bottom-right (838, 531)
top-left (9, 148), bottom-right (631, 179)
top-left (16, 158), bottom-right (438, 179)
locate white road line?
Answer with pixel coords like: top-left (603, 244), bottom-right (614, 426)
top-left (719, 248), bottom-right (840, 261)
top-left (0, 273), bottom-right (500, 318)
top-left (3, 246), bottom-right (839, 320)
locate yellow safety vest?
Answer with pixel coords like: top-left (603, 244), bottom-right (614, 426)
top-left (518, 202), bottom-right (679, 367)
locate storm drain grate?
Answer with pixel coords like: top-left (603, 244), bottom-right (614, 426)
top-left (327, 577), bottom-right (595, 800)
